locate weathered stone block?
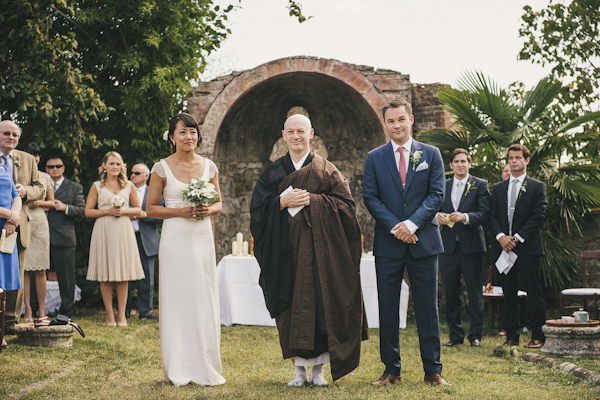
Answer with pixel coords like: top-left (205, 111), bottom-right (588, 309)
top-left (541, 324), bottom-right (600, 358)
top-left (15, 323), bottom-right (76, 348)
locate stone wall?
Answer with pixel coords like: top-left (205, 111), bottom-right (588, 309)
top-left (188, 56), bottom-right (452, 260)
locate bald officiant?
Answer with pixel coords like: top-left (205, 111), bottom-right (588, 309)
top-left (251, 112), bottom-right (368, 386)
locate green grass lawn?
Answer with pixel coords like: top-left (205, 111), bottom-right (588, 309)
top-left (1, 309), bottom-right (598, 400)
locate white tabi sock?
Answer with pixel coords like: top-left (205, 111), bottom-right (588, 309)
top-left (311, 364), bottom-right (329, 386)
top-left (288, 365), bottom-right (308, 387)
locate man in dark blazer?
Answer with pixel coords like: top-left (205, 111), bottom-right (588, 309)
top-left (46, 157), bottom-right (85, 318)
top-left (127, 163), bottom-right (161, 320)
top-left (436, 148), bottom-right (490, 347)
top-left (364, 98), bottom-right (449, 386)
top-left (490, 144), bottom-right (547, 349)
top-left (0, 120), bottom-right (45, 334)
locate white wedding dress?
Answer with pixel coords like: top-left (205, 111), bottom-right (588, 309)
top-left (152, 158), bottom-right (225, 387)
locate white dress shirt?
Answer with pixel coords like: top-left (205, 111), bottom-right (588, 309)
top-left (390, 138), bottom-right (418, 235)
top-left (131, 184), bottom-right (147, 232)
top-left (496, 173), bottom-right (526, 243)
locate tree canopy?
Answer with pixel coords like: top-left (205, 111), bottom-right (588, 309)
top-left (519, 0), bottom-right (600, 118)
top-left (0, 0), bottom-right (306, 182)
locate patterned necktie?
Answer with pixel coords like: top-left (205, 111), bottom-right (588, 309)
top-left (508, 179), bottom-right (518, 234)
top-left (452, 181), bottom-right (462, 211)
top-left (2, 154), bottom-right (13, 182)
top-left (398, 148), bottom-right (406, 189)
top-left (54, 182), bottom-right (60, 193)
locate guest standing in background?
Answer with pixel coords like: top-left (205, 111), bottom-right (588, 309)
top-left (436, 148), bottom-right (490, 348)
top-left (490, 144), bottom-right (547, 349)
top-left (501, 164), bottom-right (511, 181)
top-left (0, 160), bottom-right (22, 349)
top-left (127, 163), bottom-right (161, 320)
top-left (46, 157), bottom-right (85, 318)
top-left (85, 151), bottom-right (145, 327)
top-left (22, 143), bottom-right (54, 322)
top-left (0, 120), bottom-right (44, 335)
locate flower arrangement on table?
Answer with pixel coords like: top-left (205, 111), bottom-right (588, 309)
top-left (181, 178), bottom-right (220, 220)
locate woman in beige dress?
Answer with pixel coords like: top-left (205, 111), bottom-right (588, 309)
top-left (85, 151), bottom-right (145, 327)
top-left (22, 143), bottom-right (54, 322)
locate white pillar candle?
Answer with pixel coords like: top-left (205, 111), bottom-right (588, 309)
top-left (236, 232), bottom-right (243, 246)
top-left (232, 241), bottom-right (238, 255)
top-left (242, 241), bottom-right (249, 255)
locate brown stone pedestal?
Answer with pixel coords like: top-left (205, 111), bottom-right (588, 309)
top-left (14, 323), bottom-right (76, 348)
top-left (541, 323), bottom-right (600, 358)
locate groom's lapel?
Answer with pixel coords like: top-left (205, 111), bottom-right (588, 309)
top-left (404, 140), bottom-right (421, 192)
top-left (383, 142), bottom-right (404, 193)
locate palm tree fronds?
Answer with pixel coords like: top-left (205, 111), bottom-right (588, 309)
top-left (541, 231), bottom-right (581, 289)
top-left (521, 77), bottom-right (562, 123)
top-left (556, 111), bottom-right (600, 134)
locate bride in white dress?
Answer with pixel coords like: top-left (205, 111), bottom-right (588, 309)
top-left (147, 113), bottom-right (225, 386)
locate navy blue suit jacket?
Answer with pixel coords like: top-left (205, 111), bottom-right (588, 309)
top-left (439, 175), bottom-right (490, 255)
top-left (136, 185), bottom-right (162, 257)
top-left (364, 140), bottom-right (445, 258)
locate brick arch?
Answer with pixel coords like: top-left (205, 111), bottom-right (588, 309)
top-left (195, 56), bottom-right (394, 158)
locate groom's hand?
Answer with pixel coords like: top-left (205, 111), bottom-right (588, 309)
top-left (392, 222), bottom-right (418, 244)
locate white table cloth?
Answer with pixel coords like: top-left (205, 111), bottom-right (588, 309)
top-left (21, 281), bottom-right (82, 316)
top-left (217, 255), bottom-right (409, 328)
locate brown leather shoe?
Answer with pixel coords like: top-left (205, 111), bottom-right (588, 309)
top-left (503, 339), bottom-right (520, 347)
top-left (424, 374), bottom-right (451, 386)
top-left (524, 340), bottom-right (544, 349)
top-left (372, 373), bottom-right (401, 386)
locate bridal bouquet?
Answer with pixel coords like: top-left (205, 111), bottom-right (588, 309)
top-left (110, 195), bottom-right (127, 208)
top-left (182, 178), bottom-right (219, 219)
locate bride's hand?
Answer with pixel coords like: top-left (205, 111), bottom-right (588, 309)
top-left (195, 204), bottom-right (210, 219)
top-left (108, 207), bottom-right (122, 217)
top-left (183, 206), bottom-right (200, 219)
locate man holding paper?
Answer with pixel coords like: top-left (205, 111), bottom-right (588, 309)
top-left (490, 144), bottom-right (547, 349)
top-left (436, 148), bottom-right (490, 348)
top-left (250, 112), bottom-right (368, 386)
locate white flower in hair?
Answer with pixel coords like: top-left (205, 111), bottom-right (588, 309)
top-left (162, 130), bottom-right (170, 141)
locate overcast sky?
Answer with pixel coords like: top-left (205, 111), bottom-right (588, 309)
top-left (205, 0), bottom-right (552, 89)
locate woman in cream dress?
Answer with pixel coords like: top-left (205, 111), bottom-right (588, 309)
top-left (22, 143), bottom-right (54, 322)
top-left (147, 113), bottom-right (225, 386)
top-left (85, 151), bottom-right (145, 327)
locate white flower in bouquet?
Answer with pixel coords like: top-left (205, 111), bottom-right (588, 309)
top-left (182, 178), bottom-right (220, 219)
top-left (110, 195), bottom-right (127, 209)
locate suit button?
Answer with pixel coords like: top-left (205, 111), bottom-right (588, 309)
top-left (403, 204), bottom-right (407, 208)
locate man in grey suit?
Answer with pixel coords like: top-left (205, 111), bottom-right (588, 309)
top-left (127, 163), bottom-right (161, 320)
top-left (46, 157), bottom-right (85, 318)
top-left (436, 148), bottom-right (490, 347)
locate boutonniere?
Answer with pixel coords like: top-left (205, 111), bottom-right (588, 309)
top-left (14, 155), bottom-right (21, 169)
top-left (464, 180), bottom-right (476, 197)
top-left (518, 180), bottom-right (528, 198)
top-left (410, 151), bottom-right (423, 171)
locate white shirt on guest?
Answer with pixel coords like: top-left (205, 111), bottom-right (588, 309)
top-left (131, 184), bottom-right (147, 232)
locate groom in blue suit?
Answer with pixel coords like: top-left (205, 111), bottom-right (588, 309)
top-left (364, 98), bottom-right (449, 386)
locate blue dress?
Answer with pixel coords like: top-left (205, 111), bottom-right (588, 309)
top-left (0, 163), bottom-right (20, 290)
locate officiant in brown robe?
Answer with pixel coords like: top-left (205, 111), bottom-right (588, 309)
top-left (250, 113), bottom-right (368, 386)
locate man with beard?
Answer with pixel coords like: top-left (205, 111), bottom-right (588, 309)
top-left (250, 113), bottom-right (368, 386)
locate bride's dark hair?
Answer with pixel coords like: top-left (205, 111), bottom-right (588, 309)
top-left (167, 113), bottom-right (202, 149)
